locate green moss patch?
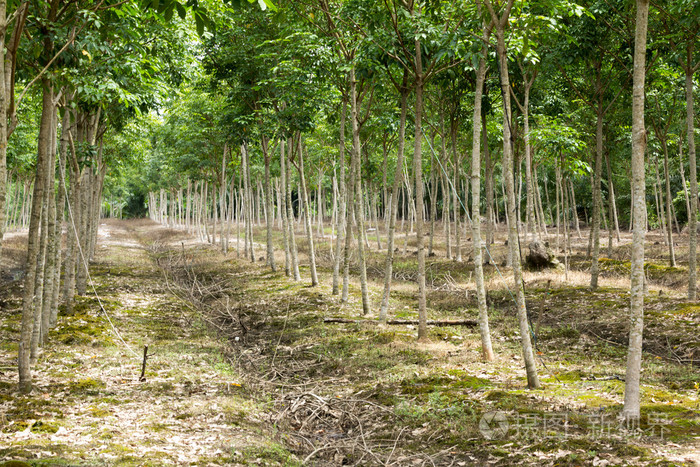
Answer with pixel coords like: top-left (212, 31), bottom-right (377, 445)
top-left (68, 377), bottom-right (106, 394)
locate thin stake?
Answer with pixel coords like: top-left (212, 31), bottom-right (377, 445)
top-left (139, 345), bottom-right (149, 382)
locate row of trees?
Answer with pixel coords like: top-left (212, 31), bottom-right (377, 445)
top-left (133, 0), bottom-right (699, 423)
top-left (0, 0), bottom-right (260, 393)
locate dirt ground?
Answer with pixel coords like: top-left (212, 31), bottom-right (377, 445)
top-left (0, 219), bottom-right (699, 466)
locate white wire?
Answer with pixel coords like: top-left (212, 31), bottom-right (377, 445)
top-left (58, 161), bottom-right (141, 359)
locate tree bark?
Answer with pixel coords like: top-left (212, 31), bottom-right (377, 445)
top-left (413, 37), bottom-right (428, 340)
top-left (349, 68), bottom-right (370, 314)
top-left (262, 136), bottom-right (275, 270)
top-left (471, 25), bottom-right (495, 361)
top-left (379, 76), bottom-right (409, 323)
top-left (487, 0), bottom-right (539, 388)
top-left (685, 60), bottom-right (698, 300)
top-left (623, 0), bottom-right (649, 422)
top-left (18, 80), bottom-right (53, 393)
top-left (285, 140), bottom-right (301, 280)
top-left (280, 144), bottom-right (291, 276)
top-left (588, 100), bottom-right (604, 289)
top-left (297, 136), bottom-right (318, 286)
top-left (332, 101), bottom-right (347, 295)
top-left (483, 112), bottom-right (494, 246)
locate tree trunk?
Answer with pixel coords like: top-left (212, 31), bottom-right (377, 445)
top-left (555, 162), bottom-right (561, 253)
top-left (285, 140), bottom-right (301, 280)
top-left (685, 60), bottom-right (698, 300)
top-left (297, 136), bottom-right (318, 286)
top-left (471, 29), bottom-right (494, 361)
top-left (590, 87), bottom-right (605, 289)
top-left (40, 103), bottom-right (59, 344)
top-left (483, 112), bottom-right (494, 246)
top-left (332, 101), bottom-right (347, 295)
top-left (18, 80), bottom-right (53, 393)
top-left (623, 0), bottom-right (649, 422)
top-left (379, 78), bottom-right (409, 323)
top-left (489, 5), bottom-right (539, 388)
top-left (262, 137), bottom-right (275, 270)
top-left (413, 38), bottom-right (428, 340)
top-left (449, 116), bottom-right (461, 262)
top-left (243, 143), bottom-right (255, 262)
top-left (349, 68), bottom-right (370, 314)
top-left (280, 146), bottom-right (291, 276)
top-left (678, 134), bottom-right (691, 230)
top-left (428, 151), bottom-right (437, 256)
top-left (50, 108), bottom-right (69, 328)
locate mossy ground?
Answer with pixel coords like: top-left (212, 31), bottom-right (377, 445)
top-left (0, 221), bottom-right (698, 466)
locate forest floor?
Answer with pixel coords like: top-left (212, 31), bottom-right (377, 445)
top-left (0, 219), bottom-right (699, 466)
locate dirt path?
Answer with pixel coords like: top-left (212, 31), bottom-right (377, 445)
top-left (1, 220), bottom-right (293, 465)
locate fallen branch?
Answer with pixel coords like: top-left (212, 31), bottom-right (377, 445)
top-left (323, 318), bottom-right (477, 327)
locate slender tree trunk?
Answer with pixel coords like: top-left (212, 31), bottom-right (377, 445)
top-left (570, 179), bottom-right (582, 239)
top-left (679, 135), bottom-right (691, 228)
top-left (280, 147), bottom-right (291, 276)
top-left (623, 0), bottom-right (649, 422)
top-left (518, 74), bottom-right (537, 242)
top-left (75, 167), bottom-right (90, 296)
top-left (341, 167), bottom-right (354, 303)
top-left (242, 144), bottom-right (255, 262)
top-left (656, 147), bottom-right (675, 266)
top-left (349, 69), bottom-right (370, 314)
top-left (379, 80), bottom-right (409, 323)
top-left (484, 113), bottom-right (494, 246)
top-left (221, 145), bottom-right (228, 253)
top-left (262, 137), bottom-right (275, 270)
top-left (31, 103), bottom-right (55, 363)
top-left (413, 38), bottom-right (428, 340)
top-left (298, 136), bottom-right (318, 286)
top-left (471, 30), bottom-right (494, 361)
top-left (555, 162), bottom-right (561, 253)
top-left (18, 80), bottom-right (53, 393)
top-left (685, 60), bottom-right (698, 300)
top-left (449, 117), bottom-right (461, 262)
top-left (443, 170), bottom-right (451, 259)
top-left (489, 6), bottom-right (539, 388)
top-left (40, 103), bottom-right (59, 344)
top-left (285, 140), bottom-right (301, 280)
top-left (212, 184), bottom-right (217, 245)
top-left (332, 102), bottom-right (348, 294)
top-left (428, 152), bottom-right (437, 256)
top-left (0, 7), bottom-right (7, 254)
top-left (533, 165), bottom-right (548, 236)
top-left (590, 86), bottom-right (605, 289)
top-left (50, 108), bottom-right (69, 328)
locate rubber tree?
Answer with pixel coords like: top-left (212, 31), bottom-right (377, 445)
top-left (623, 0), bottom-right (649, 422)
top-left (484, 0), bottom-right (540, 389)
top-left (0, 0), bottom-right (28, 256)
top-left (659, 1), bottom-right (700, 299)
top-left (470, 6), bottom-right (495, 361)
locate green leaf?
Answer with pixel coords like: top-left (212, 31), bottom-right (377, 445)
top-left (175, 3), bottom-right (186, 19)
top-left (195, 13), bottom-right (204, 37)
top-left (164, 3), bottom-right (174, 21)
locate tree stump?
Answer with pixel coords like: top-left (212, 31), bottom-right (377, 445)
top-left (525, 240), bottom-right (562, 269)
